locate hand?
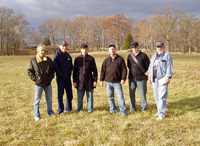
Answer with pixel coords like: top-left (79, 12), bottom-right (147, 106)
top-left (100, 81), bottom-right (104, 87)
top-left (164, 78), bottom-right (170, 84)
top-left (93, 82), bottom-right (97, 87)
top-left (120, 80), bottom-right (125, 85)
top-left (73, 82), bottom-right (77, 88)
top-left (148, 79), bottom-right (152, 85)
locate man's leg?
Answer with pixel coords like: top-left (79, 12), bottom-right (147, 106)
top-left (65, 80), bottom-right (73, 111)
top-left (113, 82), bottom-right (126, 115)
top-left (129, 77), bottom-right (137, 111)
top-left (86, 90), bottom-right (94, 113)
top-left (106, 82), bottom-right (117, 114)
top-left (77, 89), bottom-right (85, 112)
top-left (34, 85), bottom-right (43, 118)
top-left (44, 84), bottom-right (54, 116)
top-left (137, 79), bottom-right (147, 111)
top-left (56, 77), bottom-right (65, 114)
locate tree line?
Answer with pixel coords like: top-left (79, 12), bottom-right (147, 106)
top-left (1, 5), bottom-right (200, 55)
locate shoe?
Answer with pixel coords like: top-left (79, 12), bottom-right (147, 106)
top-left (130, 108), bottom-right (137, 112)
top-left (49, 114), bottom-right (55, 117)
top-left (110, 112), bottom-right (116, 115)
top-left (153, 113), bottom-right (159, 117)
top-left (140, 109), bottom-right (146, 112)
top-left (65, 109), bottom-right (76, 113)
top-left (121, 114), bottom-right (127, 117)
top-left (156, 116), bottom-right (164, 120)
top-left (35, 117), bottom-right (40, 121)
top-left (59, 112), bottom-right (64, 115)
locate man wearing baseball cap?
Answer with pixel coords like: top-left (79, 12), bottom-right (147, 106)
top-left (127, 41), bottom-right (150, 112)
top-left (73, 43), bottom-right (98, 113)
top-left (53, 41), bottom-right (75, 115)
top-left (100, 43), bottom-right (127, 116)
top-left (148, 41), bottom-right (173, 120)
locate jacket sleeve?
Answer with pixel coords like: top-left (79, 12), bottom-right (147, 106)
top-left (53, 55), bottom-right (65, 80)
top-left (127, 54), bottom-right (131, 70)
top-left (49, 58), bottom-right (55, 81)
top-left (73, 58), bottom-right (78, 83)
top-left (165, 54), bottom-right (173, 78)
top-left (100, 60), bottom-right (106, 81)
top-left (144, 54), bottom-right (150, 72)
top-left (121, 58), bottom-right (127, 80)
top-left (27, 60), bottom-right (36, 81)
top-left (91, 58), bottom-right (98, 82)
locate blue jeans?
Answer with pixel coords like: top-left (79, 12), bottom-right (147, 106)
top-left (77, 89), bottom-right (93, 113)
top-left (34, 84), bottom-right (54, 117)
top-left (129, 77), bottom-right (147, 111)
top-left (106, 82), bottom-right (126, 115)
top-left (152, 79), bottom-right (168, 118)
top-left (56, 77), bottom-right (73, 113)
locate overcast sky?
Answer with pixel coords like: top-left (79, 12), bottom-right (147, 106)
top-left (1, 0), bottom-right (200, 29)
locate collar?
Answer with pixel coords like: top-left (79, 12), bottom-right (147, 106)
top-left (36, 54), bottom-right (47, 63)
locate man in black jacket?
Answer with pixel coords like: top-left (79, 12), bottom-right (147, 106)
top-left (28, 44), bottom-right (55, 121)
top-left (53, 41), bottom-right (74, 115)
top-left (100, 44), bottom-right (127, 116)
top-left (127, 41), bottom-right (150, 112)
top-left (73, 43), bottom-right (98, 113)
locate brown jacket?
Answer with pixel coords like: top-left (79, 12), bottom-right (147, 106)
top-left (100, 55), bottom-right (127, 82)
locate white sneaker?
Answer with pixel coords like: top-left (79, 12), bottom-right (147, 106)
top-left (153, 113), bottom-right (159, 117)
top-left (60, 112), bottom-right (64, 115)
top-left (156, 116), bottom-right (164, 120)
top-left (35, 117), bottom-right (40, 121)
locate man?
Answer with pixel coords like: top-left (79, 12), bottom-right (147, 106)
top-left (28, 44), bottom-right (55, 121)
top-left (100, 44), bottom-right (127, 116)
top-left (53, 41), bottom-right (74, 114)
top-left (148, 41), bottom-right (173, 120)
top-left (73, 43), bottom-right (98, 113)
top-left (127, 41), bottom-right (150, 112)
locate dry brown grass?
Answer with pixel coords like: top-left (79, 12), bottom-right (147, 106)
top-left (0, 50), bottom-right (200, 145)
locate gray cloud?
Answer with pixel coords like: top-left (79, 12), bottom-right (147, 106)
top-left (1, 0), bottom-right (200, 29)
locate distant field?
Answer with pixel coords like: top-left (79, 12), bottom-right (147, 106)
top-left (0, 50), bottom-right (200, 145)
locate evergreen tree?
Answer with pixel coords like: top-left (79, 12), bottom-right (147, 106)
top-left (43, 37), bottom-right (51, 46)
top-left (124, 33), bottom-right (133, 49)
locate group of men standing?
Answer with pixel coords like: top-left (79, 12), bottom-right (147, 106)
top-left (28, 40), bottom-right (173, 121)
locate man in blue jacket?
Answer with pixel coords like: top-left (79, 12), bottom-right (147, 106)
top-left (148, 41), bottom-right (173, 120)
top-left (53, 41), bottom-right (74, 114)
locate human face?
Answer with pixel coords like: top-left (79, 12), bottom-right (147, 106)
top-left (109, 46), bottom-right (116, 56)
top-left (60, 45), bottom-right (67, 54)
top-left (81, 47), bottom-right (88, 56)
top-left (132, 46), bottom-right (140, 55)
top-left (38, 47), bottom-right (45, 58)
top-left (156, 46), bottom-right (165, 54)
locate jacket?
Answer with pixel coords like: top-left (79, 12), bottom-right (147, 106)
top-left (100, 54), bottom-right (127, 82)
top-left (73, 54), bottom-right (98, 90)
top-left (27, 56), bottom-right (55, 87)
top-left (53, 47), bottom-right (73, 81)
top-left (148, 51), bottom-right (173, 81)
top-left (127, 51), bottom-right (150, 81)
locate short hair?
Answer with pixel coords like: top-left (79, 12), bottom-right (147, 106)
top-left (37, 44), bottom-right (45, 52)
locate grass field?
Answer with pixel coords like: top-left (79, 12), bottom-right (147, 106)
top-left (0, 50), bottom-right (200, 146)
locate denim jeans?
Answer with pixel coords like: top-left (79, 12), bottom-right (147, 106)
top-left (77, 89), bottom-right (93, 113)
top-left (34, 84), bottom-right (54, 117)
top-left (129, 77), bottom-right (147, 111)
top-left (106, 82), bottom-right (126, 115)
top-left (56, 77), bottom-right (73, 113)
top-left (152, 79), bottom-right (168, 118)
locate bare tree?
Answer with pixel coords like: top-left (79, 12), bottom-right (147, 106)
top-left (154, 5), bottom-right (183, 52)
top-left (39, 18), bottom-right (61, 45)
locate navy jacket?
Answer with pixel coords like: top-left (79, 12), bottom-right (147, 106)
top-left (53, 47), bottom-right (73, 81)
top-left (73, 54), bottom-right (98, 90)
